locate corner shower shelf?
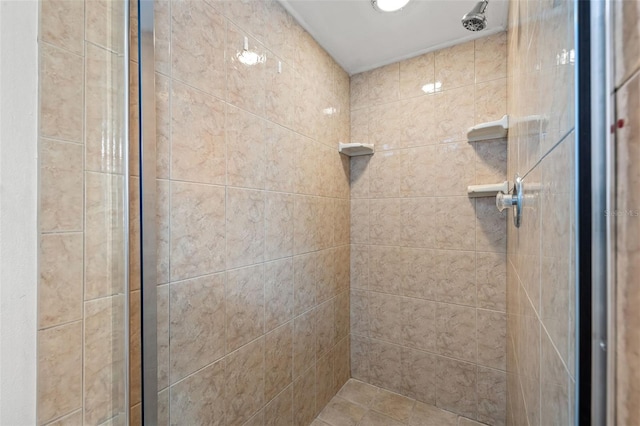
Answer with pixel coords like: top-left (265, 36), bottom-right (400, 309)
top-left (467, 115), bottom-right (509, 142)
top-left (338, 142), bottom-right (374, 156)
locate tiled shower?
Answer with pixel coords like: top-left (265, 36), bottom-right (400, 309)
top-left (34, 0), bottom-right (583, 425)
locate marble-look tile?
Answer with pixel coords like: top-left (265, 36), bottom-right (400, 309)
top-left (350, 72), bottom-right (369, 110)
top-left (84, 172), bottom-right (125, 300)
top-left (350, 335), bottom-right (371, 382)
top-left (265, 323), bottom-right (293, 402)
top-left (368, 146), bottom-right (402, 194)
top-left (264, 258), bottom-right (294, 331)
top-left (157, 284), bottom-right (170, 390)
top-left (169, 274), bottom-right (225, 383)
top-left (265, 385), bottom-right (293, 426)
top-left (47, 410), bottom-right (82, 426)
top-left (409, 402), bottom-right (457, 426)
top-left (368, 339), bottom-right (402, 393)
top-left (156, 180), bottom-right (171, 285)
top-left (350, 290), bottom-right (370, 337)
top-left (318, 396), bottom-right (366, 426)
top-left (477, 309), bottom-right (507, 370)
top-left (474, 139), bottom-right (508, 185)
top-left (154, 0), bottom-right (171, 75)
top-left (84, 42), bottom-right (124, 173)
top-left (37, 322), bottom-right (82, 425)
top-left (225, 337), bottom-right (265, 426)
top-left (293, 366), bottom-right (317, 426)
top-left (475, 78), bottom-right (507, 125)
top-left (372, 388), bottom-right (415, 423)
top-left (399, 95), bottom-right (436, 148)
top-left (435, 41), bottom-right (475, 91)
top-left (335, 291), bottom-right (350, 342)
top-left (613, 0), bottom-right (640, 87)
top-left (400, 145), bottom-right (437, 197)
top-left (40, 43), bottom-right (83, 142)
top-left (334, 337), bottom-right (351, 390)
top-left (337, 379), bottom-right (379, 406)
top-left (477, 252), bottom-right (507, 311)
top-left (369, 293), bottom-right (402, 344)
top-left (350, 199), bottom-right (370, 245)
top-left (226, 187), bottom-right (265, 269)
top-left (476, 197), bottom-right (507, 253)
top-left (170, 360), bottom-right (225, 426)
top-left (430, 250), bottom-right (477, 306)
top-left (400, 52), bottom-right (435, 100)
top-left (350, 156), bottom-right (371, 201)
top-left (369, 63), bottom-right (399, 105)
top-left (370, 198), bottom-right (403, 246)
top-left (266, 53), bottom-right (295, 128)
top-left (475, 32), bottom-right (507, 83)
top-left (84, 297), bottom-right (119, 425)
top-left (368, 245), bottom-right (402, 295)
top-left (170, 181), bottom-right (225, 281)
top-left (316, 353), bottom-right (336, 412)
top-left (171, 81), bottom-right (226, 185)
top-left (477, 367), bottom-right (506, 426)
top-left (227, 23), bottom-right (266, 116)
top-left (436, 303), bottom-right (477, 363)
top-left (226, 105), bottom-right (266, 189)
top-left (433, 197), bottom-right (476, 251)
top-left (458, 418), bottom-right (485, 426)
top-left (41, 0), bottom-right (84, 54)
top-left (294, 195), bottom-right (320, 254)
top-left (129, 290), bottom-right (142, 406)
top-left (40, 139), bottom-right (83, 232)
top-left (316, 299), bottom-right (336, 357)
top-left (38, 233), bottom-right (83, 328)
top-left (315, 251), bottom-right (337, 303)
top-left (156, 74), bottom-right (171, 179)
top-left (225, 264), bottom-right (265, 353)
top-left (433, 86), bottom-right (474, 143)
top-left (265, 122), bottom-right (295, 192)
top-left (171, 0), bottom-right (225, 97)
top-left (435, 357), bottom-right (477, 419)
top-left (293, 252), bottom-right (317, 315)
top-left (358, 410), bottom-right (405, 426)
top-left (85, 0), bottom-right (124, 52)
top-left (615, 67), bottom-right (640, 425)
top-left (293, 309), bottom-right (316, 379)
top-left (350, 245), bottom-right (369, 290)
top-left (401, 298), bottom-right (436, 352)
top-left (334, 199), bottom-right (350, 246)
top-left (265, 191), bottom-right (294, 261)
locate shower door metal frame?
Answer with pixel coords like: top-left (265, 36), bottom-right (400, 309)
top-left (576, 0), bottom-right (614, 424)
top-left (138, 0), bottom-right (158, 423)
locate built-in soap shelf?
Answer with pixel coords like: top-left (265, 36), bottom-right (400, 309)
top-left (467, 181), bottom-right (509, 198)
top-left (338, 142), bottom-right (374, 156)
top-left (467, 115), bottom-right (509, 142)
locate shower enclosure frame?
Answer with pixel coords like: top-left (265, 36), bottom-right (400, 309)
top-left (137, 0), bottom-right (159, 423)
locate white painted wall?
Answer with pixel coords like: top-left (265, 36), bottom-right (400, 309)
top-left (0, 0), bottom-right (39, 423)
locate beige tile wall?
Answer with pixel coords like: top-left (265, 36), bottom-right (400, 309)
top-left (505, 0), bottom-right (576, 425)
top-left (348, 34), bottom-right (508, 426)
top-left (127, 0), bottom-right (351, 425)
top-left (37, 0), bottom-right (128, 424)
top-left (614, 1), bottom-right (640, 424)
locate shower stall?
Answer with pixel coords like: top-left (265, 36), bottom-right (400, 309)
top-left (32, 0), bottom-right (613, 424)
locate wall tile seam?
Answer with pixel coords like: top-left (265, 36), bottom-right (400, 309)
top-left (166, 76), bottom-right (348, 149)
top-left (353, 289), bottom-right (501, 312)
top-left (348, 243), bottom-right (505, 256)
top-left (166, 331), bottom-right (349, 390)
top-left (39, 39), bottom-right (86, 59)
top-left (615, 63), bottom-right (640, 91)
top-left (39, 135), bottom-right (85, 147)
top-left (36, 317), bottom-right (83, 333)
top-left (41, 409), bottom-right (82, 426)
top-left (349, 334), bottom-right (506, 372)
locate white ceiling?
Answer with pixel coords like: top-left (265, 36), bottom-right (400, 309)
top-left (278, 0), bottom-right (509, 75)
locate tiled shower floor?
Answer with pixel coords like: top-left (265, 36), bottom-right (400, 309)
top-left (311, 379), bottom-right (487, 426)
